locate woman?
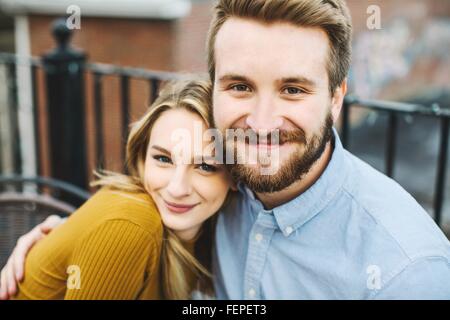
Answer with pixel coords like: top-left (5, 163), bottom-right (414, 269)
top-left (0, 78), bottom-right (234, 300)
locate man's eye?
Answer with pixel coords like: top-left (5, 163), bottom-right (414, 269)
top-left (283, 87), bottom-right (304, 95)
top-left (231, 84), bottom-right (251, 92)
top-left (198, 163), bottom-right (217, 173)
top-left (153, 155), bottom-right (172, 164)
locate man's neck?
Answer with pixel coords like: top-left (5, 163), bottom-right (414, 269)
top-left (256, 141), bottom-right (334, 210)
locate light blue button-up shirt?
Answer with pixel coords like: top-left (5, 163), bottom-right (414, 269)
top-left (213, 128), bottom-right (450, 299)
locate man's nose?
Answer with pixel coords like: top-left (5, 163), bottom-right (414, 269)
top-left (245, 97), bottom-right (283, 131)
top-left (166, 167), bottom-right (191, 198)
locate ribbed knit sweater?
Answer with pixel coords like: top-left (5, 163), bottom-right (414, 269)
top-left (13, 188), bottom-right (191, 300)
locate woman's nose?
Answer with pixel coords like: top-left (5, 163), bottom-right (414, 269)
top-left (166, 168), bottom-right (191, 198)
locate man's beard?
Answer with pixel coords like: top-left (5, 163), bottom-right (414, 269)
top-left (227, 112), bottom-right (334, 194)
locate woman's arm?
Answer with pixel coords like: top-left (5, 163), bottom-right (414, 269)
top-left (0, 215), bottom-right (65, 300)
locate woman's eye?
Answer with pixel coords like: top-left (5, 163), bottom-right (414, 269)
top-left (283, 87), bottom-right (304, 95)
top-left (198, 163), bottom-right (217, 173)
top-left (231, 84), bottom-right (251, 92)
top-left (153, 155), bottom-right (172, 164)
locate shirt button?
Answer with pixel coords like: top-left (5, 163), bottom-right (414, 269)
top-left (248, 288), bottom-right (256, 298)
top-left (285, 226), bottom-right (294, 235)
top-left (255, 233), bottom-right (263, 242)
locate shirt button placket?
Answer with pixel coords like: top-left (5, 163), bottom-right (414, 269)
top-left (244, 213), bottom-right (274, 300)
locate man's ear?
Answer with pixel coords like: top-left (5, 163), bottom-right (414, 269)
top-left (230, 181), bottom-right (238, 192)
top-left (330, 78), bottom-right (348, 124)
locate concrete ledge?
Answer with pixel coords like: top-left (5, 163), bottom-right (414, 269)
top-left (0, 0), bottom-right (191, 20)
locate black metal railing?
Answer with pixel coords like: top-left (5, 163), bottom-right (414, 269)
top-left (85, 62), bottom-right (179, 167)
top-left (0, 53), bottom-right (179, 184)
top-left (341, 95), bottom-right (450, 227)
top-left (0, 19), bottom-right (179, 205)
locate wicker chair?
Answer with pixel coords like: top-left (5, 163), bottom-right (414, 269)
top-left (0, 176), bottom-right (91, 268)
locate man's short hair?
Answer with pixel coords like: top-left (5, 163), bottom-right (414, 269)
top-left (207, 0), bottom-right (353, 96)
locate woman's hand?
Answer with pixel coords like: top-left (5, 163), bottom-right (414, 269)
top-left (0, 215), bottom-right (64, 300)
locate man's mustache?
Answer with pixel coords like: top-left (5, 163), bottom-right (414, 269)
top-left (226, 128), bottom-right (307, 145)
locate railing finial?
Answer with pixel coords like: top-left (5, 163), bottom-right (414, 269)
top-left (52, 18), bottom-right (72, 49)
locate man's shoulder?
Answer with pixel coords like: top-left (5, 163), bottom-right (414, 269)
top-left (326, 151), bottom-right (450, 298)
top-left (341, 150), bottom-right (450, 261)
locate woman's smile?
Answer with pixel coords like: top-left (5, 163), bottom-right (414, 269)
top-left (163, 199), bottom-right (199, 214)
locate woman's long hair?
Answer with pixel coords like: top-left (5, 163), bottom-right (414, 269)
top-left (91, 78), bottom-right (217, 299)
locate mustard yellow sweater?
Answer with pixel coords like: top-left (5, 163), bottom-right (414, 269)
top-left (13, 188), bottom-right (191, 300)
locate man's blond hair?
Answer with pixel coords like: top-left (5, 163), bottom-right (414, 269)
top-left (207, 0), bottom-right (353, 95)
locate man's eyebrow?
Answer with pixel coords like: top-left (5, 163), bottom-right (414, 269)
top-left (151, 145), bottom-right (170, 154)
top-left (218, 74), bottom-right (255, 86)
top-left (279, 76), bottom-right (317, 87)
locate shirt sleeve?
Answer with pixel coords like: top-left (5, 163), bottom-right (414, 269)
top-left (370, 256), bottom-right (450, 300)
top-left (64, 219), bottom-right (158, 300)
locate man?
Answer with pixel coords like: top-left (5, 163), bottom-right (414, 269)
top-left (207, 0), bottom-right (450, 299)
top-left (1, 0), bottom-right (450, 300)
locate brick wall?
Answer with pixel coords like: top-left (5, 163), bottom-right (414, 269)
top-left (173, 0), bottom-right (214, 73)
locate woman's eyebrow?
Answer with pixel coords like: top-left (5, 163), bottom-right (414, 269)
top-left (151, 145), bottom-right (171, 154)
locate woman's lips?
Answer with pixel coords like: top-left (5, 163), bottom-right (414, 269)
top-left (164, 200), bottom-right (198, 214)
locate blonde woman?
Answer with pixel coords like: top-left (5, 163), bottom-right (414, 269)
top-left (0, 79), bottom-right (234, 300)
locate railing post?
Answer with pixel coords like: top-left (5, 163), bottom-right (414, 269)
top-left (93, 72), bottom-right (104, 170)
top-left (42, 18), bottom-right (88, 198)
top-left (433, 116), bottom-right (449, 227)
top-left (385, 112), bottom-right (398, 178)
top-left (341, 95), bottom-right (353, 149)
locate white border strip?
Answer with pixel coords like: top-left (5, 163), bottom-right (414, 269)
top-left (0, 0), bottom-right (191, 20)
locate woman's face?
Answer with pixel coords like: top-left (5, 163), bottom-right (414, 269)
top-left (144, 108), bottom-right (232, 241)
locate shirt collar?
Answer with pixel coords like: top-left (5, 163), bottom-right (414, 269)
top-left (238, 128), bottom-right (349, 236)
